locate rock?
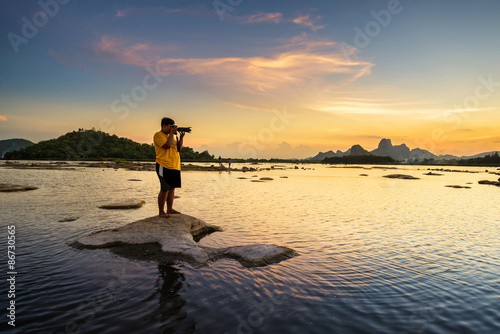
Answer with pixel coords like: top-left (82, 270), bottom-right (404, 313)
top-left (0, 183), bottom-right (38, 192)
top-left (127, 179), bottom-right (142, 181)
top-left (359, 174), bottom-right (369, 177)
top-left (424, 172), bottom-right (443, 176)
top-left (75, 214), bottom-right (298, 267)
top-left (59, 217), bottom-right (79, 222)
top-left (237, 177), bottom-right (248, 179)
top-left (259, 177), bottom-right (273, 181)
top-left (99, 199), bottom-right (146, 209)
top-left (251, 180), bottom-right (265, 182)
top-left (383, 174), bottom-right (420, 180)
top-left (478, 180), bottom-right (500, 187)
top-left (280, 176), bottom-right (288, 178)
top-left (445, 185), bottom-right (471, 189)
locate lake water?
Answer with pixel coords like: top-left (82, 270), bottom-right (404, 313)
top-left (1, 163), bottom-right (499, 333)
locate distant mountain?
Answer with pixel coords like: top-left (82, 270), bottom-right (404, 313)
top-left (0, 139), bottom-right (34, 158)
top-left (371, 138), bottom-right (410, 161)
top-left (3, 129), bottom-right (214, 161)
top-left (350, 144), bottom-right (371, 156)
top-left (409, 148), bottom-right (437, 161)
top-left (307, 138), bottom-right (497, 163)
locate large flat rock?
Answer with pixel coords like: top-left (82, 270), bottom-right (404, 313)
top-left (75, 214), bottom-right (298, 268)
top-left (0, 183), bottom-right (38, 192)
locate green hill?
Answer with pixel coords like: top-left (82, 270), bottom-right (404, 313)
top-left (3, 128), bottom-right (214, 162)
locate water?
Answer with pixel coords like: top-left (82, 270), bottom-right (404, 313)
top-left (1, 163), bottom-right (499, 333)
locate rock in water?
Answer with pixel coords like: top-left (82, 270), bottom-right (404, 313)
top-left (383, 174), bottom-right (420, 180)
top-left (75, 214), bottom-right (298, 268)
top-left (0, 183), bottom-right (38, 192)
top-left (99, 199), bottom-right (146, 209)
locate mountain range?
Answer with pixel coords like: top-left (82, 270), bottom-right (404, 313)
top-left (307, 138), bottom-right (498, 162)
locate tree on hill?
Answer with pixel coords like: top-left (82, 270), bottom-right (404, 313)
top-left (3, 128), bottom-right (214, 162)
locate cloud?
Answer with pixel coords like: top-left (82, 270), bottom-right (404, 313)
top-left (231, 12), bottom-right (324, 32)
top-left (88, 34), bottom-right (374, 113)
top-left (154, 45), bottom-right (373, 94)
top-left (291, 14), bottom-right (324, 32)
top-left (240, 12), bottom-right (283, 24)
top-left (115, 5), bottom-right (211, 18)
top-left (0, 116), bottom-right (7, 121)
top-left (91, 35), bottom-right (175, 67)
top-left (115, 8), bottom-right (138, 18)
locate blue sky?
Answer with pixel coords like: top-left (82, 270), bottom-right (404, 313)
top-left (1, 0), bottom-right (500, 158)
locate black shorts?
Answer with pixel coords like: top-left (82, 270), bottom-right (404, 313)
top-left (156, 163), bottom-right (181, 191)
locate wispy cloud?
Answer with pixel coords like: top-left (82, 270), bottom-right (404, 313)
top-left (0, 116), bottom-right (7, 122)
top-left (231, 11), bottom-right (324, 31)
top-left (239, 12), bottom-right (283, 24)
top-left (91, 35), bottom-right (176, 66)
top-left (115, 8), bottom-right (138, 18)
top-left (88, 34), bottom-right (373, 113)
top-left (115, 5), bottom-right (211, 18)
top-left (292, 14), bottom-right (324, 32)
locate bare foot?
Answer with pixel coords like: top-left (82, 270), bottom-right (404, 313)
top-left (159, 213), bottom-right (170, 218)
top-left (167, 209), bottom-right (181, 214)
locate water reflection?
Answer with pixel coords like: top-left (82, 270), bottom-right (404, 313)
top-left (146, 263), bottom-right (196, 334)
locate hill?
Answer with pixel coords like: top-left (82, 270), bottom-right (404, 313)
top-left (3, 129), bottom-right (214, 162)
top-left (0, 139), bottom-right (34, 158)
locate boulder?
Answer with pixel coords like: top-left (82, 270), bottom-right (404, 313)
top-left (383, 174), bottom-right (420, 180)
top-left (99, 199), bottom-right (146, 209)
top-left (75, 214), bottom-right (298, 268)
top-left (0, 183), bottom-right (38, 192)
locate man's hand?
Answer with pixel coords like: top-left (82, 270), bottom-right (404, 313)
top-left (179, 131), bottom-right (185, 138)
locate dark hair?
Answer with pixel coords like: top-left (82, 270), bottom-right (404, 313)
top-left (161, 117), bottom-right (175, 127)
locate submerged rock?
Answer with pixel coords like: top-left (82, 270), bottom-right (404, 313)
top-left (99, 199), bottom-right (146, 209)
top-left (424, 172), bottom-right (443, 176)
top-left (445, 185), bottom-right (471, 189)
top-left (0, 183), bottom-right (38, 192)
top-left (59, 217), bottom-right (79, 222)
top-left (383, 174), bottom-right (420, 180)
top-left (478, 180), bottom-right (500, 187)
top-left (75, 214), bottom-right (298, 268)
top-left (259, 177), bottom-right (274, 181)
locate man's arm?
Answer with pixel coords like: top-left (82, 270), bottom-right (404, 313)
top-left (178, 131), bottom-right (185, 151)
top-left (161, 130), bottom-right (176, 149)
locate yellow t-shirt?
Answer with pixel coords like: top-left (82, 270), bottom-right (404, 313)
top-left (153, 131), bottom-right (181, 170)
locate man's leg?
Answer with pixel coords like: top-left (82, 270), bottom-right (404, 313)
top-left (166, 189), bottom-right (181, 214)
top-left (158, 190), bottom-right (169, 218)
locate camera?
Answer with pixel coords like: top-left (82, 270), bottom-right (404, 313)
top-left (176, 127), bottom-right (192, 133)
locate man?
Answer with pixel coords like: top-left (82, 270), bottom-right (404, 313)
top-left (153, 117), bottom-right (185, 218)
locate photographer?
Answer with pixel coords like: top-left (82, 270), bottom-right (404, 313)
top-left (153, 117), bottom-right (186, 218)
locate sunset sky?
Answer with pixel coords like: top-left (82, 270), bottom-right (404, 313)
top-left (1, 0), bottom-right (499, 158)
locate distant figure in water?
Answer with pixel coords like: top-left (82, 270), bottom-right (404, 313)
top-left (153, 117), bottom-right (185, 218)
top-left (218, 155), bottom-right (223, 168)
top-left (228, 158), bottom-right (232, 169)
